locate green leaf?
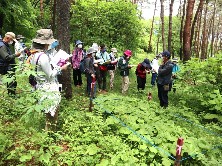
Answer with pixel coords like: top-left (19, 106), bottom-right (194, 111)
top-left (19, 154), bottom-right (32, 162)
top-left (86, 144), bottom-right (99, 155)
top-left (149, 146), bottom-right (158, 154)
top-left (162, 158), bottom-right (172, 166)
top-left (39, 152), bottom-right (51, 164)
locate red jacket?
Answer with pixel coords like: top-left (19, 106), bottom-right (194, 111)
top-left (136, 63), bottom-right (146, 78)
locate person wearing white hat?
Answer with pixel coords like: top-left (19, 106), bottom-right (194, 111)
top-left (0, 32), bottom-right (21, 95)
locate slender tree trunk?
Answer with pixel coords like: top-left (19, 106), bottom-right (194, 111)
top-left (160, 0), bottom-right (166, 51)
top-left (52, 0), bottom-right (57, 33)
top-left (200, 1), bottom-right (208, 60)
top-left (183, 0), bottom-right (195, 62)
top-left (177, 0), bottom-right (182, 17)
top-left (214, 15), bottom-right (221, 54)
top-left (168, 0), bottom-right (174, 54)
top-left (56, 0), bottom-right (72, 99)
top-left (148, 0), bottom-right (157, 52)
top-left (179, 0), bottom-right (186, 60)
top-left (196, 12), bottom-right (202, 58)
top-left (194, 14), bottom-right (200, 57)
top-left (40, 0), bottom-right (44, 19)
top-left (210, 0), bottom-right (217, 57)
top-left (156, 35), bottom-right (160, 54)
top-left (190, 0), bottom-right (204, 50)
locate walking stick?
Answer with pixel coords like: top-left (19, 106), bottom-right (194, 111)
top-left (89, 77), bottom-right (96, 112)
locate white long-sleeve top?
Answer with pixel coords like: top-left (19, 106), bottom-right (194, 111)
top-left (30, 52), bottom-right (61, 84)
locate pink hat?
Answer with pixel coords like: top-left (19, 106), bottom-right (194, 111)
top-left (124, 50), bottom-right (132, 57)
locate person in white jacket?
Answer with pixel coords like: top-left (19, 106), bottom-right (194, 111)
top-left (29, 29), bottom-right (69, 131)
top-left (151, 54), bottom-right (160, 87)
top-left (14, 35), bottom-right (26, 64)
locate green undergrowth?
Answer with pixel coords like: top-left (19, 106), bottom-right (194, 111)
top-left (1, 53), bottom-right (222, 165)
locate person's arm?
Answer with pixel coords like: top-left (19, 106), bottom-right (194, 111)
top-left (0, 45), bottom-right (20, 62)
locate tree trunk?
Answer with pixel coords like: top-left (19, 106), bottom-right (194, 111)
top-left (52, 0), bottom-right (57, 33)
top-left (56, 0), bottom-right (72, 99)
top-left (190, 0), bottom-right (204, 50)
top-left (183, 0), bottom-right (195, 62)
top-left (40, 0), bottom-right (44, 19)
top-left (179, 0), bottom-right (186, 60)
top-left (160, 0), bottom-right (166, 51)
top-left (200, 1), bottom-right (208, 60)
top-left (214, 15), bottom-right (221, 54)
top-left (168, 0), bottom-right (174, 54)
top-left (148, 0), bottom-right (157, 52)
top-left (210, 0), bottom-right (217, 57)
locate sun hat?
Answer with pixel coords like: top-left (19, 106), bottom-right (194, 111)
top-left (92, 43), bottom-right (99, 52)
top-left (16, 34), bottom-right (25, 40)
top-left (32, 29), bottom-right (57, 45)
top-left (111, 48), bottom-right (117, 53)
top-left (5, 32), bottom-right (16, 41)
top-left (86, 47), bottom-right (96, 55)
top-left (75, 40), bottom-right (83, 46)
top-left (124, 50), bottom-right (132, 57)
top-left (142, 58), bottom-right (152, 69)
top-left (161, 50), bottom-right (171, 59)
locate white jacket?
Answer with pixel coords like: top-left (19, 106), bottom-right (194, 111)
top-left (151, 58), bottom-right (159, 74)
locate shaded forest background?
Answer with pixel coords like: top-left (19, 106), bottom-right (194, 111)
top-left (0, 0), bottom-right (221, 60)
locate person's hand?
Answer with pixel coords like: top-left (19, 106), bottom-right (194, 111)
top-left (128, 65), bottom-right (132, 68)
top-left (61, 63), bottom-right (70, 70)
top-left (91, 74), bottom-right (95, 78)
top-left (145, 69), bottom-right (150, 74)
top-left (94, 64), bottom-right (98, 67)
top-left (16, 52), bottom-right (21, 57)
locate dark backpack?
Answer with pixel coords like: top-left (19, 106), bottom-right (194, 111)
top-left (80, 59), bottom-right (86, 74)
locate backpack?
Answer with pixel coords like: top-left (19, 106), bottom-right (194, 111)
top-left (80, 59), bottom-right (86, 74)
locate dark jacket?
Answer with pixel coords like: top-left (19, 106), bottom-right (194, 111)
top-left (118, 56), bottom-right (129, 76)
top-left (85, 57), bottom-right (95, 75)
top-left (0, 40), bottom-right (16, 74)
top-left (157, 60), bottom-right (173, 85)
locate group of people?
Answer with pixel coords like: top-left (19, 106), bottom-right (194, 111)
top-left (71, 41), bottom-right (135, 96)
top-left (0, 29), bottom-right (180, 131)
